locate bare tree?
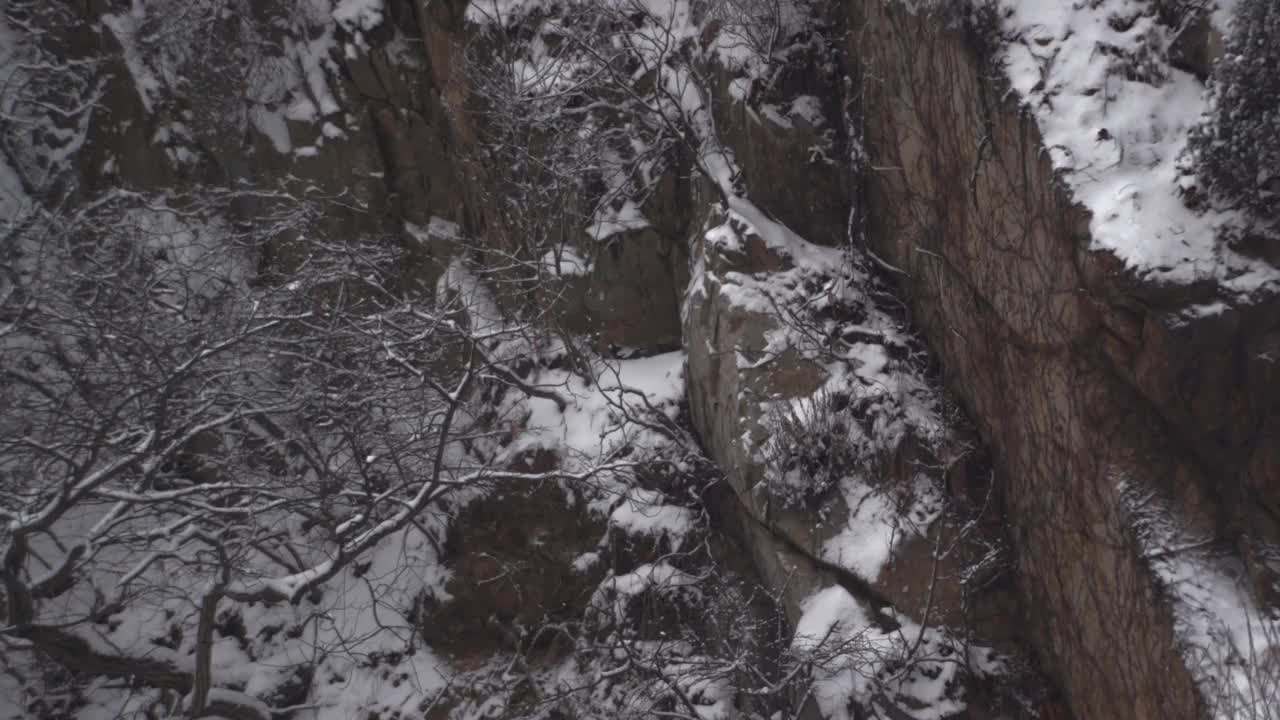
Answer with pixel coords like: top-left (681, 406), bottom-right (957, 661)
top-left (461, 0), bottom-right (769, 262)
top-left (0, 1), bottom-right (664, 714)
top-left (0, 171), bottom-right (647, 720)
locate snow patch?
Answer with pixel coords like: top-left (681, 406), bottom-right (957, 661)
top-left (793, 586), bottom-right (1000, 720)
top-left (333, 0), bottom-right (385, 47)
top-left (588, 199), bottom-right (651, 241)
top-left (507, 350), bottom-right (686, 467)
top-left (541, 247), bottom-right (591, 276)
top-left (590, 561), bottom-right (700, 626)
top-left (609, 487), bottom-right (696, 551)
top-left (823, 474), bottom-right (942, 583)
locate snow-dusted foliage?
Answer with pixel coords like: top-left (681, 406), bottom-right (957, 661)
top-left (1186, 0), bottom-right (1280, 226)
top-left (759, 348), bottom-right (944, 513)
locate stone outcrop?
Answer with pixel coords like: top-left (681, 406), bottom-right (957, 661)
top-left (682, 203), bottom-right (1061, 718)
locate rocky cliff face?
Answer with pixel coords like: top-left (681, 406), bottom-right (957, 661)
top-left (849, 4), bottom-right (1280, 718)
top-left (13, 0), bottom-right (1278, 718)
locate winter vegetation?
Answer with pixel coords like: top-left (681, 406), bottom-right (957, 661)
top-left (1186, 0), bottom-right (1280, 228)
top-left (3, 0), bottom-right (1279, 719)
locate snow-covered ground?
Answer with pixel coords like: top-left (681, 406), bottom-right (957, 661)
top-left (997, 0), bottom-right (1279, 297)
